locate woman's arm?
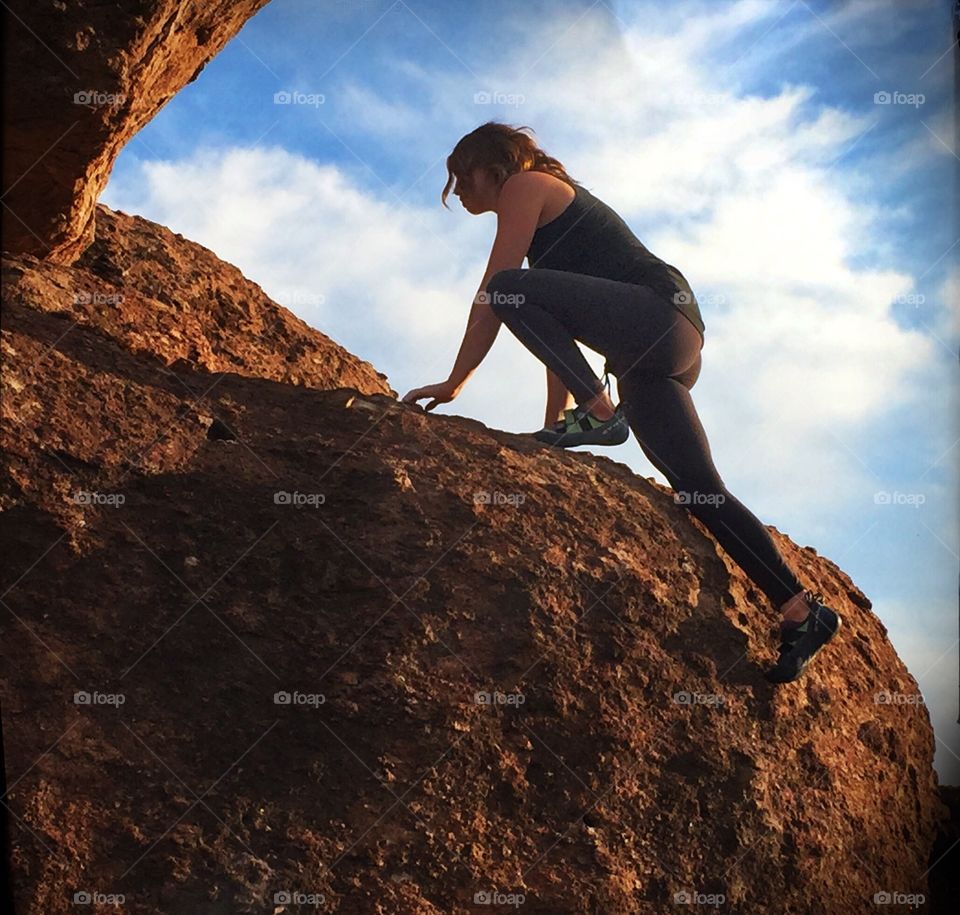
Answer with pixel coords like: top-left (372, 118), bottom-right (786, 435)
top-left (446, 174), bottom-right (544, 389)
top-left (402, 173), bottom-right (544, 408)
top-left (445, 294), bottom-right (501, 394)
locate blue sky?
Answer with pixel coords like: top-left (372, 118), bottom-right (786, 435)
top-left (101, 0), bottom-right (959, 781)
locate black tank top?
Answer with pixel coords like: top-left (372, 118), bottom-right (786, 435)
top-left (526, 182), bottom-right (705, 337)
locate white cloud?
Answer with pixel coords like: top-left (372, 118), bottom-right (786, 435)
top-left (333, 79), bottom-right (421, 138)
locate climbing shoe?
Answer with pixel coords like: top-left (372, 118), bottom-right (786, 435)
top-left (533, 402), bottom-right (629, 448)
top-left (763, 589), bottom-right (842, 684)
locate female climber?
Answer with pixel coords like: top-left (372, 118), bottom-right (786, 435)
top-left (401, 121), bottom-right (840, 684)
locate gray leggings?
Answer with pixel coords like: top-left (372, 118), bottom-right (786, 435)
top-left (486, 267), bottom-right (805, 609)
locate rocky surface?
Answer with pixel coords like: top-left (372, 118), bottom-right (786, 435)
top-left (1, 225), bottom-right (950, 911)
top-left (1, 0), bottom-right (954, 911)
top-left (6, 202), bottom-right (390, 393)
top-left (2, 0), bottom-right (270, 263)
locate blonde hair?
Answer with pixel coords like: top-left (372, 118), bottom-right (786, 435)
top-left (441, 121), bottom-right (578, 209)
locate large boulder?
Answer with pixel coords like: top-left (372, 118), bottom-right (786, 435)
top-left (0, 229), bottom-right (948, 911)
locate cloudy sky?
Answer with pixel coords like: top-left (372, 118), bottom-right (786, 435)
top-left (101, 0), bottom-right (959, 781)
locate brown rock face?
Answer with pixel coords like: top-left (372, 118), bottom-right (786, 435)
top-left (5, 203), bottom-right (391, 399)
top-left (0, 217), bottom-right (949, 911)
top-left (1, 0), bottom-right (270, 263)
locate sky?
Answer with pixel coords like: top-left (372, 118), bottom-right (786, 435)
top-left (101, 0), bottom-right (959, 782)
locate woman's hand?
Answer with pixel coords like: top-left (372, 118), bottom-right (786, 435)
top-left (401, 379), bottom-right (460, 412)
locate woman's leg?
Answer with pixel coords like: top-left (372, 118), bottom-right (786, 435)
top-left (620, 371), bottom-right (806, 609)
top-left (485, 267), bottom-right (680, 408)
top-left (485, 266), bottom-right (806, 611)
top-left (544, 368), bottom-right (575, 426)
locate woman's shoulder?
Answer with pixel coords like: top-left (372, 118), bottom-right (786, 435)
top-left (514, 172), bottom-right (579, 229)
top-left (507, 169), bottom-right (581, 195)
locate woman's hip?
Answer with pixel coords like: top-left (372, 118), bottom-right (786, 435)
top-left (592, 284), bottom-right (702, 385)
top-left (604, 308), bottom-right (702, 389)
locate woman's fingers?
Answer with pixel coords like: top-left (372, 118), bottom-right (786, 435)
top-left (401, 383), bottom-right (454, 411)
top-left (404, 385), bottom-right (436, 404)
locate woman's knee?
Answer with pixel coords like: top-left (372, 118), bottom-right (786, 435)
top-left (484, 268), bottom-right (528, 315)
top-left (485, 268), bottom-right (524, 296)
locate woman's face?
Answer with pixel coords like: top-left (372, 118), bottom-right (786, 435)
top-left (453, 166), bottom-right (499, 214)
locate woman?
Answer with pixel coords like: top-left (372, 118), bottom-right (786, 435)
top-left (401, 122), bottom-right (840, 684)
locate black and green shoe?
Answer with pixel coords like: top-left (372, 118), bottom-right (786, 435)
top-left (764, 590), bottom-right (842, 683)
top-left (534, 402), bottom-right (629, 448)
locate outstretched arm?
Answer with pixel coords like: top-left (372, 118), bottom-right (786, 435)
top-left (402, 172), bottom-right (544, 410)
top-left (444, 293), bottom-right (502, 395)
top-left (401, 293), bottom-right (500, 413)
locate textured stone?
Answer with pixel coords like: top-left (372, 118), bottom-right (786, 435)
top-left (1, 0), bottom-right (270, 263)
top-left (1, 229), bottom-right (949, 910)
top-left (4, 203), bottom-right (391, 403)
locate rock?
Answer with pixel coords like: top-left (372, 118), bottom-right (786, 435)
top-left (0, 248), bottom-right (949, 909)
top-left (1, 0), bottom-right (271, 263)
top-left (3, 204), bottom-right (391, 393)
